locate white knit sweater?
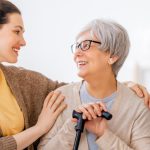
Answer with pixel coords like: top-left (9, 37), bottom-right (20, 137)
top-left (38, 82), bottom-right (150, 150)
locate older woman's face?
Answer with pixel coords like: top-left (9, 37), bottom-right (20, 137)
top-left (73, 32), bottom-right (111, 80)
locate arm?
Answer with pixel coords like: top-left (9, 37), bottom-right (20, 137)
top-left (38, 90), bottom-right (75, 150)
top-left (96, 106), bottom-right (150, 150)
top-left (0, 136), bottom-right (16, 150)
top-left (76, 102), bottom-right (150, 150)
top-left (38, 118), bottom-right (76, 150)
top-left (0, 91), bottom-right (66, 150)
top-left (96, 129), bottom-right (134, 150)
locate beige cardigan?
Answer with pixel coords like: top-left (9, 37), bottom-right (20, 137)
top-left (38, 82), bottom-right (150, 150)
top-left (0, 64), bottom-right (65, 150)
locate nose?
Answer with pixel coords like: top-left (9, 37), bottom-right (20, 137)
top-left (73, 48), bottom-right (84, 61)
top-left (74, 47), bottom-right (83, 55)
top-left (20, 36), bottom-right (26, 47)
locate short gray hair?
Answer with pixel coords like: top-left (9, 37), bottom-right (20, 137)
top-left (76, 19), bottom-right (130, 76)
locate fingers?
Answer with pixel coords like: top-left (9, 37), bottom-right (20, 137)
top-left (139, 87), bottom-right (150, 109)
top-left (142, 87), bottom-right (150, 108)
top-left (43, 91), bottom-right (54, 108)
top-left (43, 90), bottom-right (67, 112)
top-left (127, 82), bottom-right (150, 108)
top-left (133, 85), bottom-right (144, 98)
top-left (128, 82), bottom-right (144, 97)
top-left (140, 86), bottom-right (149, 105)
top-left (97, 102), bottom-right (107, 112)
top-left (36, 91), bottom-right (67, 134)
top-left (48, 91), bottom-right (62, 109)
top-left (132, 84), bottom-right (150, 108)
top-left (71, 118), bottom-right (77, 123)
top-left (47, 91), bottom-right (65, 112)
top-left (54, 102), bottom-right (67, 117)
top-left (85, 104), bottom-right (97, 119)
top-left (76, 102), bottom-right (107, 120)
top-left (91, 103), bottom-right (102, 116)
top-left (76, 105), bottom-right (93, 120)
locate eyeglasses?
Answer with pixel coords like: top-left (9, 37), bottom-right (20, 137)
top-left (71, 40), bottom-right (101, 53)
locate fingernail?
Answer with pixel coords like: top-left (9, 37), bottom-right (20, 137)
top-left (140, 94), bottom-right (143, 97)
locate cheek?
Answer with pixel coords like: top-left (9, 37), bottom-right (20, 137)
top-left (73, 54), bottom-right (77, 63)
top-left (0, 36), bottom-right (13, 47)
top-left (92, 55), bottom-right (108, 68)
top-left (0, 40), bottom-right (7, 51)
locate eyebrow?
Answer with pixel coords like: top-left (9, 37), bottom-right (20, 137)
top-left (14, 25), bottom-right (25, 32)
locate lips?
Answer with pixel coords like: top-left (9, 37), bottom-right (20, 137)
top-left (12, 48), bottom-right (20, 56)
top-left (76, 60), bottom-right (88, 68)
top-left (78, 61), bottom-right (87, 65)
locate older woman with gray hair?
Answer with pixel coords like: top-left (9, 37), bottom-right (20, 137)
top-left (38, 19), bottom-right (150, 150)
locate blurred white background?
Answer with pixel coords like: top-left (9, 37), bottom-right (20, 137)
top-left (11, 0), bottom-right (150, 90)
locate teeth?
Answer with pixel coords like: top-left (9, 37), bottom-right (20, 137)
top-left (13, 48), bottom-right (19, 52)
top-left (78, 61), bottom-right (87, 65)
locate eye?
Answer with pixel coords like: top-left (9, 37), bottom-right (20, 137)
top-left (76, 43), bottom-right (80, 49)
top-left (14, 30), bottom-right (20, 35)
top-left (81, 41), bottom-right (90, 50)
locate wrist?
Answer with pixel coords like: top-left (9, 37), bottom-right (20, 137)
top-left (34, 124), bottom-right (46, 136)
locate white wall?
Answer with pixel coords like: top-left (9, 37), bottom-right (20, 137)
top-left (11, 0), bottom-right (150, 90)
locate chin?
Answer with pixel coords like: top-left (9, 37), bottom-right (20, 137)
top-left (77, 71), bottom-right (87, 79)
top-left (8, 58), bottom-right (18, 64)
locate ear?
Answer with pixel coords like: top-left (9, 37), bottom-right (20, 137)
top-left (108, 55), bottom-right (119, 65)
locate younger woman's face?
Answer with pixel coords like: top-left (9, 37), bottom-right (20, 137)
top-left (0, 13), bottom-right (26, 63)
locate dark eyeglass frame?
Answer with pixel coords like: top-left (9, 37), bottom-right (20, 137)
top-left (71, 40), bottom-right (101, 53)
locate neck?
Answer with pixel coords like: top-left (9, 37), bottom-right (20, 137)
top-left (85, 73), bottom-right (117, 99)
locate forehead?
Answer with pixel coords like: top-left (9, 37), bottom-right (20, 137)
top-left (7, 13), bottom-right (24, 30)
top-left (76, 32), bottom-right (91, 43)
top-left (76, 31), bottom-right (97, 43)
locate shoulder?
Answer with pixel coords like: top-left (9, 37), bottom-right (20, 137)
top-left (1, 64), bottom-right (45, 76)
top-left (117, 82), bottom-right (148, 114)
top-left (118, 82), bottom-right (143, 102)
top-left (1, 64), bottom-right (57, 89)
top-left (55, 82), bottom-right (82, 119)
top-left (1, 64), bottom-right (65, 91)
top-left (3, 64), bottom-right (50, 82)
top-left (55, 82), bottom-right (82, 106)
top-left (110, 82), bottom-right (150, 127)
top-left (56, 82), bottom-right (81, 93)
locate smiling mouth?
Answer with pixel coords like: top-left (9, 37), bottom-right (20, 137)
top-left (77, 61), bottom-right (88, 68)
top-left (12, 48), bottom-right (19, 56)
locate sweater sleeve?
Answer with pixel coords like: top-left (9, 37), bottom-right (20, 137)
top-left (0, 136), bottom-right (17, 150)
top-left (38, 118), bottom-right (76, 150)
top-left (96, 106), bottom-right (150, 150)
top-left (96, 129), bottom-right (134, 150)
